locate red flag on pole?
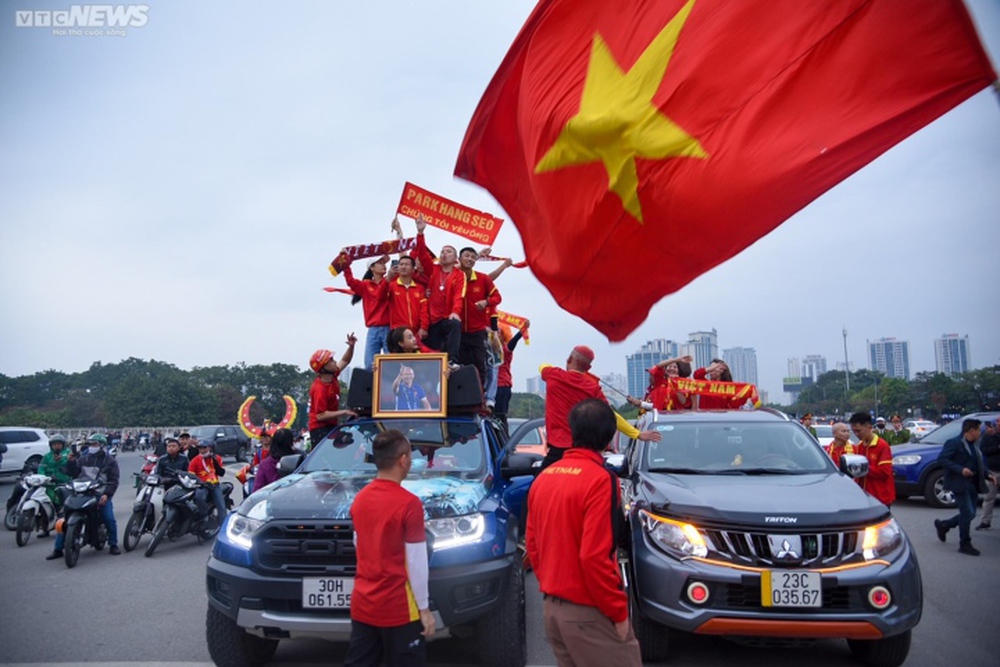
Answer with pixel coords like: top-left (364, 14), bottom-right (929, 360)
top-left (455, 0), bottom-right (996, 341)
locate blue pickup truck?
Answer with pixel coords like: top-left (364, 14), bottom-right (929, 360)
top-left (205, 367), bottom-right (541, 667)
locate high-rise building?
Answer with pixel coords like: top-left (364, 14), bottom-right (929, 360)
top-left (801, 354), bottom-right (828, 381)
top-left (626, 339), bottom-right (680, 397)
top-left (722, 347), bottom-right (758, 386)
top-left (685, 329), bottom-right (718, 370)
top-left (934, 334), bottom-right (971, 376)
top-left (868, 338), bottom-right (910, 380)
top-left (787, 357), bottom-right (801, 378)
top-left (601, 372), bottom-right (628, 407)
top-left (525, 375), bottom-right (545, 398)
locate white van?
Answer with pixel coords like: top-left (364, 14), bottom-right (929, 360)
top-left (0, 427), bottom-right (49, 477)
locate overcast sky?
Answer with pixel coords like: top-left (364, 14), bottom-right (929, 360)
top-left (1, 0), bottom-right (998, 403)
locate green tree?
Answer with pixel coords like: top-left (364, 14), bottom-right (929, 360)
top-left (508, 393), bottom-right (545, 420)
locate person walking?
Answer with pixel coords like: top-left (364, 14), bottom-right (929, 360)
top-left (345, 429), bottom-right (434, 667)
top-left (976, 419), bottom-right (999, 530)
top-left (526, 399), bottom-right (641, 667)
top-left (935, 418), bottom-right (995, 555)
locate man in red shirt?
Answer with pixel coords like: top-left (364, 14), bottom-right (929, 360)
top-left (527, 399), bottom-right (642, 667)
top-left (345, 429), bottom-right (434, 667)
top-left (824, 422), bottom-right (856, 468)
top-left (377, 256), bottom-right (430, 337)
top-left (849, 412), bottom-right (896, 506)
top-left (307, 337), bottom-right (358, 445)
top-left (412, 217), bottom-right (464, 364)
top-left (540, 345), bottom-right (659, 469)
top-left (457, 247), bottom-right (501, 392)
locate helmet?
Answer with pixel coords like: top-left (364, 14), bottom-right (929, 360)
top-left (49, 433), bottom-right (68, 446)
top-left (310, 349), bottom-right (334, 373)
top-left (87, 433), bottom-right (108, 446)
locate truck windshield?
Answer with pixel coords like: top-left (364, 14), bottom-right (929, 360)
top-left (302, 419), bottom-right (486, 476)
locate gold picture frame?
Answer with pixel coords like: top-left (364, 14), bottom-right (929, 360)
top-left (372, 353), bottom-right (448, 418)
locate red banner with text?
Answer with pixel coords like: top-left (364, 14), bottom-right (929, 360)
top-left (397, 181), bottom-right (503, 246)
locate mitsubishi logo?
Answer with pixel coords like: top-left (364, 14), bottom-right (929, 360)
top-left (775, 539), bottom-right (799, 560)
top-left (767, 534), bottom-right (803, 562)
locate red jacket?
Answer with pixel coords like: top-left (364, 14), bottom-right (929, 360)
top-left (526, 448), bottom-right (628, 623)
top-left (413, 234), bottom-right (464, 324)
top-left (459, 271), bottom-right (501, 333)
top-left (376, 277), bottom-right (429, 332)
top-left (342, 264), bottom-right (389, 327)
top-left (188, 453), bottom-right (224, 485)
top-left (857, 435), bottom-right (896, 505)
top-left (541, 365), bottom-right (606, 449)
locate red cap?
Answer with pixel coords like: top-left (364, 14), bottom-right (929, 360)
top-left (572, 345), bottom-right (595, 364)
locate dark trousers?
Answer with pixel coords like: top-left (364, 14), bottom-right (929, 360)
top-left (459, 330), bottom-right (488, 392)
top-left (309, 427), bottom-right (333, 447)
top-left (941, 488), bottom-right (977, 545)
top-left (425, 318), bottom-right (460, 362)
top-left (344, 618), bottom-right (426, 667)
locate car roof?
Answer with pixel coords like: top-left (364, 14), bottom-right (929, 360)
top-left (649, 408), bottom-right (793, 424)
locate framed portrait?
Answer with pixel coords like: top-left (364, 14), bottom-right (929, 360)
top-left (372, 353), bottom-right (448, 418)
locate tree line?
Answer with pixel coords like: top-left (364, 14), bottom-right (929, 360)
top-left (0, 357), bottom-right (549, 429)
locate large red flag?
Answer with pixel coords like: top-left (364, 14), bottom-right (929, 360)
top-left (455, 0), bottom-right (996, 341)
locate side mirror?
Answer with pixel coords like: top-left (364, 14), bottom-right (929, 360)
top-left (502, 452), bottom-right (542, 480)
top-left (277, 453), bottom-right (305, 477)
top-left (839, 453), bottom-right (869, 479)
top-left (603, 452), bottom-right (627, 476)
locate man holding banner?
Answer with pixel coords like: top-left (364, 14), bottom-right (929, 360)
top-left (457, 247), bottom-right (501, 393)
top-left (412, 216), bottom-right (464, 365)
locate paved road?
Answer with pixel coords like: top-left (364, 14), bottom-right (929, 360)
top-left (1, 452), bottom-right (997, 666)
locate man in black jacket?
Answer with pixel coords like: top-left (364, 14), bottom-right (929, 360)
top-left (976, 419), bottom-right (1000, 530)
top-left (45, 433), bottom-right (121, 559)
top-left (934, 419), bottom-right (995, 556)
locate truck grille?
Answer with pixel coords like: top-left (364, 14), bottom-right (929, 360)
top-left (704, 529), bottom-right (859, 567)
top-left (255, 521), bottom-right (357, 575)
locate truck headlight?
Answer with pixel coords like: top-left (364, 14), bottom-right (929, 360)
top-left (639, 510), bottom-right (708, 558)
top-left (427, 513), bottom-right (486, 550)
top-left (224, 513), bottom-right (265, 550)
top-left (861, 518), bottom-right (903, 560)
top-left (891, 455), bottom-right (921, 465)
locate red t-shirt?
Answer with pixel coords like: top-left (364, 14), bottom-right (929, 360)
top-left (350, 479), bottom-right (426, 627)
top-left (308, 372), bottom-right (341, 431)
top-left (541, 365), bottom-right (606, 449)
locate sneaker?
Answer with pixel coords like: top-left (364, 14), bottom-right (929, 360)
top-left (934, 519), bottom-right (949, 542)
top-left (958, 543), bottom-right (981, 556)
top-left (45, 550), bottom-right (64, 560)
top-left (108, 545), bottom-right (121, 555)
top-left (975, 522), bottom-right (991, 531)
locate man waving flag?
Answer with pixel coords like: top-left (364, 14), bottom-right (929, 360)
top-left (455, 0), bottom-right (996, 341)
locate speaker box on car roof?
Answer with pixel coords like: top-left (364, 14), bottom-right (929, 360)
top-left (447, 365), bottom-right (483, 409)
top-left (346, 369), bottom-right (373, 410)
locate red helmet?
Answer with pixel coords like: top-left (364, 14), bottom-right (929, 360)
top-left (310, 349), bottom-right (334, 373)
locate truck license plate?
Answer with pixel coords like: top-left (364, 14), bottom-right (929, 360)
top-left (302, 577), bottom-right (354, 609)
top-left (761, 570), bottom-right (821, 608)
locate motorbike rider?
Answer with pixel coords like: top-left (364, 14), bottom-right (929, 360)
top-left (154, 437), bottom-right (190, 488)
top-left (37, 434), bottom-right (73, 510)
top-left (45, 433), bottom-right (121, 559)
top-left (188, 440), bottom-right (227, 528)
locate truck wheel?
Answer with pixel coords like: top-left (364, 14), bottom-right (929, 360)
top-left (206, 605), bottom-right (278, 667)
top-left (236, 445), bottom-right (248, 463)
top-left (847, 629), bottom-right (911, 667)
top-left (477, 554), bottom-right (526, 667)
top-left (923, 469), bottom-right (955, 508)
top-left (630, 584), bottom-right (669, 661)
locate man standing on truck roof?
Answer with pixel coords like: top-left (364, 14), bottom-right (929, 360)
top-left (540, 345), bottom-right (660, 470)
top-left (345, 429), bottom-right (434, 667)
top-left (527, 399), bottom-right (642, 667)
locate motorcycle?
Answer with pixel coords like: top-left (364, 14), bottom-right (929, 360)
top-left (137, 454), bottom-right (158, 486)
top-left (144, 470), bottom-right (233, 557)
top-left (60, 478), bottom-right (109, 568)
top-left (122, 471), bottom-right (163, 552)
top-left (13, 474), bottom-right (59, 547)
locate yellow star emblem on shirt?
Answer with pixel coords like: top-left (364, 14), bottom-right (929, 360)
top-left (534, 0), bottom-right (707, 224)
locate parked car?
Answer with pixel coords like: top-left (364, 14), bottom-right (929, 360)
top-left (205, 367), bottom-right (541, 667)
top-left (892, 411), bottom-right (999, 508)
top-left (0, 427), bottom-right (49, 478)
top-left (187, 425), bottom-right (251, 462)
top-left (617, 408), bottom-right (921, 667)
top-left (901, 420), bottom-right (937, 441)
top-left (507, 417), bottom-right (546, 456)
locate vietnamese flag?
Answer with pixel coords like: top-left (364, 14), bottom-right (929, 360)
top-left (455, 0), bottom-right (996, 341)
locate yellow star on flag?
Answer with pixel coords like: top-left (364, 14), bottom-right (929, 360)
top-left (534, 0), bottom-right (707, 223)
